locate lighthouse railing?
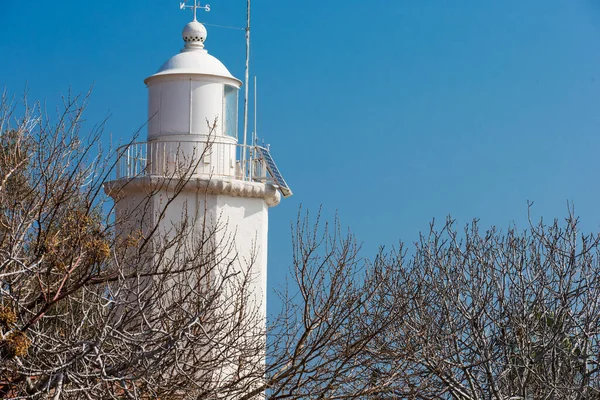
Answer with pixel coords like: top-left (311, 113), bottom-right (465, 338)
top-left (115, 140), bottom-right (269, 183)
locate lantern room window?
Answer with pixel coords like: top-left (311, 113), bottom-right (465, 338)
top-left (223, 85), bottom-right (238, 138)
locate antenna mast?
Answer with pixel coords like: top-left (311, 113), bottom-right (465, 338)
top-left (254, 76), bottom-right (257, 146)
top-left (249, 75), bottom-right (258, 178)
top-left (241, 0), bottom-right (251, 179)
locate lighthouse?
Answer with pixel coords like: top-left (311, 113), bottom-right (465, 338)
top-left (104, 1), bottom-right (291, 396)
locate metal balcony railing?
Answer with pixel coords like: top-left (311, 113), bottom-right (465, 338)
top-left (115, 140), bottom-right (269, 183)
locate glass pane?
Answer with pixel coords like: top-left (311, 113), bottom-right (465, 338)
top-left (223, 85), bottom-right (238, 138)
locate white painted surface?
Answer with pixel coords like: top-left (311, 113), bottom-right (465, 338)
top-left (148, 80), bottom-right (229, 138)
top-left (145, 20), bottom-right (241, 85)
top-left (216, 195), bottom-right (269, 321)
top-left (145, 20), bottom-right (243, 177)
top-left (106, 180), bottom-right (271, 394)
top-left (182, 20), bottom-right (207, 44)
top-left (150, 51), bottom-right (240, 85)
top-left (105, 18), bottom-right (278, 397)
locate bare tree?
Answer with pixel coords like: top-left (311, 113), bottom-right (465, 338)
top-left (261, 209), bottom-right (403, 399)
top-left (4, 89), bottom-right (600, 400)
top-left (361, 212), bottom-right (600, 399)
top-left (0, 91), bottom-right (276, 399)
top-left (0, 90), bottom-right (396, 400)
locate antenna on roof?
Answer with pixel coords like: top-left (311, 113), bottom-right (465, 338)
top-left (253, 75), bottom-right (258, 147)
top-left (248, 75), bottom-right (258, 178)
top-left (180, 0), bottom-right (210, 22)
top-left (241, 0), bottom-right (251, 178)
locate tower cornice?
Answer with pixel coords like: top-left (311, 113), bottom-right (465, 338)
top-left (104, 176), bottom-right (281, 207)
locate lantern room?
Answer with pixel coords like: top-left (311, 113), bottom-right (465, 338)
top-left (145, 20), bottom-right (242, 142)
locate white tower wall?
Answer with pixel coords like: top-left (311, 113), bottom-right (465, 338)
top-left (216, 194), bottom-right (269, 317)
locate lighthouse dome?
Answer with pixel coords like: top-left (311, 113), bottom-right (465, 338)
top-left (147, 51), bottom-right (240, 85)
top-left (144, 20), bottom-right (241, 86)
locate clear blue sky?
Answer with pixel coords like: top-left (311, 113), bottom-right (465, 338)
top-left (2, 1), bottom-right (600, 312)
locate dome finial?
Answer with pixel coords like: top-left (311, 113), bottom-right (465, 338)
top-left (182, 21), bottom-right (208, 49)
top-left (180, 1), bottom-right (211, 50)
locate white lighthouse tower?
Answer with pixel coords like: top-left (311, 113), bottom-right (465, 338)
top-left (105, 1), bottom-right (291, 396)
